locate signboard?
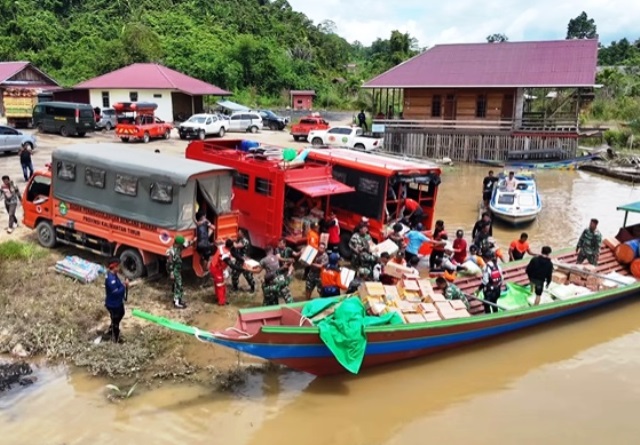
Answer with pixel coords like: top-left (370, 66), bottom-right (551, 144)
top-left (371, 124), bottom-right (385, 133)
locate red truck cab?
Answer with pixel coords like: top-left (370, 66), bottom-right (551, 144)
top-left (290, 114), bottom-right (329, 142)
top-left (114, 102), bottom-right (173, 143)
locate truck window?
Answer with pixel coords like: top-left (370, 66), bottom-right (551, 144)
top-left (115, 173), bottom-right (138, 197)
top-left (79, 108), bottom-right (94, 119)
top-left (358, 177), bottom-right (379, 195)
top-left (255, 177), bottom-right (272, 196)
top-left (299, 119), bottom-right (315, 125)
top-left (57, 161), bottom-right (76, 181)
top-left (26, 175), bottom-right (51, 202)
top-left (85, 167), bottom-right (106, 189)
top-left (233, 172), bottom-right (250, 190)
top-left (150, 182), bottom-right (173, 204)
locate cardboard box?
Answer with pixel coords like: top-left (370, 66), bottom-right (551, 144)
top-left (423, 312), bottom-right (442, 322)
top-left (370, 303), bottom-right (388, 315)
top-left (418, 302), bottom-right (438, 313)
top-left (604, 237), bottom-right (620, 252)
top-left (450, 300), bottom-right (467, 311)
top-left (440, 311), bottom-right (461, 320)
top-left (404, 313), bottom-right (427, 324)
top-left (401, 279), bottom-right (420, 292)
top-left (320, 233), bottom-right (329, 246)
top-left (404, 291), bottom-right (422, 303)
top-left (384, 293), bottom-right (399, 305)
top-left (243, 259), bottom-right (260, 270)
top-left (299, 245), bottom-right (318, 265)
top-left (455, 309), bottom-right (472, 318)
top-left (371, 239), bottom-right (400, 256)
top-left (431, 293), bottom-right (447, 303)
top-left (569, 273), bottom-right (587, 286)
top-left (340, 268), bottom-right (355, 288)
top-left (385, 262), bottom-right (415, 279)
top-left (359, 281), bottom-right (386, 297)
top-left (417, 279), bottom-right (435, 299)
top-left (551, 271), bottom-right (569, 285)
top-left (397, 300), bottom-right (418, 313)
top-left (435, 301), bottom-right (455, 312)
top-left (383, 285), bottom-right (400, 299)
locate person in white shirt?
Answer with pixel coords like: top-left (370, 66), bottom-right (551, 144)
top-left (503, 171), bottom-right (517, 191)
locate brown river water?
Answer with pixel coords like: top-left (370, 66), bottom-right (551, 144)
top-left (3, 166), bottom-right (640, 445)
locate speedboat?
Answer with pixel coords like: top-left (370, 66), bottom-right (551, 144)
top-left (489, 172), bottom-right (541, 225)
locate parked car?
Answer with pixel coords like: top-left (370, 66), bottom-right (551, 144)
top-left (178, 113), bottom-right (229, 140)
top-left (258, 110), bottom-right (289, 131)
top-left (96, 108), bottom-right (117, 131)
top-left (32, 101), bottom-right (96, 137)
top-left (307, 126), bottom-right (383, 151)
top-left (290, 115), bottom-right (330, 141)
top-left (228, 111), bottom-right (263, 133)
top-left (0, 125), bottom-right (37, 154)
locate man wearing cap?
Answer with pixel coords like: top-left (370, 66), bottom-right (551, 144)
top-left (166, 235), bottom-right (187, 309)
top-left (349, 224), bottom-right (374, 273)
top-left (320, 253), bottom-right (347, 297)
top-left (104, 257), bottom-right (128, 343)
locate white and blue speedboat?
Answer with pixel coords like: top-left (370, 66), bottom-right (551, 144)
top-left (489, 172), bottom-right (542, 225)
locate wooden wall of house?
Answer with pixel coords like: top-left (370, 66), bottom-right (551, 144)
top-left (403, 88), bottom-right (516, 120)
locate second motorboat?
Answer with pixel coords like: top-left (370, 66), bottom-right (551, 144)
top-left (489, 171), bottom-right (542, 225)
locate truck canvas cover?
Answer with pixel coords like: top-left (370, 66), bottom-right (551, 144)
top-left (51, 144), bottom-right (234, 230)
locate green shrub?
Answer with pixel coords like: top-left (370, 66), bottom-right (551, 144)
top-left (0, 241), bottom-right (46, 261)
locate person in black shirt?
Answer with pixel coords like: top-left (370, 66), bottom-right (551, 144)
top-left (526, 246), bottom-right (553, 305)
top-left (357, 110), bottom-right (368, 132)
top-left (195, 212), bottom-right (214, 267)
top-left (472, 212), bottom-right (493, 239)
top-left (18, 145), bottom-right (34, 181)
top-left (482, 170), bottom-right (499, 206)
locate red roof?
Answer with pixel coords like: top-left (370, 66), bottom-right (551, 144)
top-left (0, 61), bottom-right (60, 86)
top-left (364, 39), bottom-right (599, 88)
top-left (74, 63), bottom-right (231, 96)
top-left (290, 90), bottom-right (316, 96)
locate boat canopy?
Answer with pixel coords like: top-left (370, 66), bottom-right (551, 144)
top-left (617, 201), bottom-right (640, 227)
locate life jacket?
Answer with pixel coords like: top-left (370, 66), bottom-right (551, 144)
top-left (486, 262), bottom-right (503, 288)
top-left (443, 270), bottom-right (457, 282)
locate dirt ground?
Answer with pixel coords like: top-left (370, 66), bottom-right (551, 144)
top-left (0, 124), bottom-right (340, 387)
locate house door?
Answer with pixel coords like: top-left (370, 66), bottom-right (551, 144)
top-left (501, 94), bottom-right (514, 120)
top-left (443, 94), bottom-right (456, 120)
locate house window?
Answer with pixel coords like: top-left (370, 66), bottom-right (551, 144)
top-left (129, 92), bottom-right (138, 102)
top-left (85, 167), bottom-right (105, 189)
top-left (153, 94), bottom-right (162, 98)
top-left (115, 174), bottom-right (138, 196)
top-left (297, 99), bottom-right (303, 104)
top-left (233, 172), bottom-right (250, 190)
top-left (431, 95), bottom-right (442, 117)
top-left (476, 94), bottom-right (487, 118)
top-left (255, 177), bottom-right (272, 196)
top-left (101, 91), bottom-right (110, 108)
top-left (150, 182), bottom-right (173, 203)
top-left (56, 162), bottom-right (76, 181)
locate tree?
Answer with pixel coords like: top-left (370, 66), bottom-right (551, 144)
top-left (566, 11), bottom-right (597, 39)
top-left (486, 33), bottom-right (508, 43)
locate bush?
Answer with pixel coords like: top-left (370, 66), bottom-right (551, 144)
top-left (0, 241), bottom-right (47, 261)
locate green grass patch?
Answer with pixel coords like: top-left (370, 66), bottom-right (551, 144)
top-left (0, 241), bottom-right (47, 261)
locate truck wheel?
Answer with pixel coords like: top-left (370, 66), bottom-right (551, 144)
top-left (60, 126), bottom-right (69, 137)
top-left (37, 123), bottom-right (44, 133)
top-left (339, 230), bottom-right (353, 260)
top-left (119, 248), bottom-right (145, 280)
top-left (293, 135), bottom-right (300, 142)
top-left (105, 122), bottom-right (112, 131)
top-left (121, 137), bottom-right (130, 143)
top-left (36, 220), bottom-right (57, 248)
top-left (269, 122), bottom-right (277, 131)
top-left (179, 134), bottom-right (186, 140)
top-left (164, 129), bottom-right (171, 139)
top-left (311, 137), bottom-right (323, 146)
top-left (198, 130), bottom-right (206, 140)
top-left (218, 127), bottom-right (226, 138)
top-left (249, 126), bottom-right (258, 134)
top-left (77, 132), bottom-right (86, 137)
top-left (143, 132), bottom-right (150, 143)
top-left (354, 143), bottom-right (365, 150)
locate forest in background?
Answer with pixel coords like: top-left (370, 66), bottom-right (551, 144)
top-left (0, 0), bottom-right (417, 110)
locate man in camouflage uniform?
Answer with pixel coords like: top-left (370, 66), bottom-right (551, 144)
top-left (276, 238), bottom-right (300, 265)
top-left (231, 229), bottom-right (255, 293)
top-left (576, 218), bottom-right (603, 266)
top-left (305, 242), bottom-right (329, 299)
top-left (349, 224), bottom-right (374, 273)
top-left (166, 235), bottom-right (187, 309)
top-left (262, 268), bottom-right (294, 306)
top-left (435, 276), bottom-right (470, 310)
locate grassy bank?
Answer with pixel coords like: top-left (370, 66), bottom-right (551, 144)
top-left (0, 240), bottom-right (270, 388)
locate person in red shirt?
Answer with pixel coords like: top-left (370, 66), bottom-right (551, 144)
top-left (402, 197), bottom-right (424, 228)
top-left (509, 232), bottom-right (537, 261)
top-left (326, 212), bottom-right (341, 253)
top-left (429, 220), bottom-right (447, 268)
top-left (208, 240), bottom-right (237, 306)
top-left (452, 229), bottom-right (468, 264)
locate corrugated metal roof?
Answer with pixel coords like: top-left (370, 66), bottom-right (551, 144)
top-left (216, 100), bottom-right (250, 112)
top-left (364, 39), bottom-right (599, 88)
top-left (290, 90), bottom-right (316, 95)
top-left (0, 61), bottom-right (60, 86)
top-left (74, 63), bottom-right (232, 96)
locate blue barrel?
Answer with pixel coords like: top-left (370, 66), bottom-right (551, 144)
top-left (238, 140), bottom-right (260, 152)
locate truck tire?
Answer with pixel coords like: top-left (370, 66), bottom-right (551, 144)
top-left (60, 126), bottom-right (69, 137)
top-left (311, 137), bottom-right (323, 146)
top-left (37, 123), bottom-right (44, 133)
top-left (164, 129), bottom-right (171, 139)
top-left (293, 135), bottom-right (300, 142)
top-left (143, 132), bottom-right (150, 143)
top-left (36, 220), bottom-right (57, 248)
top-left (119, 248), bottom-right (145, 280)
top-left (218, 127), bottom-right (226, 138)
top-left (121, 137), bottom-right (130, 143)
top-left (269, 122), bottom-right (277, 131)
top-left (339, 230), bottom-right (353, 260)
top-left (105, 122), bottom-right (112, 131)
top-left (198, 129), bottom-right (206, 140)
top-left (249, 126), bottom-right (258, 134)
top-left (354, 143), bottom-right (365, 150)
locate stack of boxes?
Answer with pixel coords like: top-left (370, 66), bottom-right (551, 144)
top-left (359, 278), bottom-right (472, 323)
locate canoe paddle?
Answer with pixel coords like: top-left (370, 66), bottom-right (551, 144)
top-left (464, 293), bottom-right (509, 312)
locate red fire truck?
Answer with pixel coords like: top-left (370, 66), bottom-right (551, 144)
top-left (113, 102), bottom-right (173, 143)
top-left (186, 140), bottom-right (442, 257)
top-left (185, 140), bottom-right (354, 249)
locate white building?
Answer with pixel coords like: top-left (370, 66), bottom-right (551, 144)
top-left (73, 63), bottom-right (231, 122)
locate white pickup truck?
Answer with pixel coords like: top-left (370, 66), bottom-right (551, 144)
top-left (308, 126), bottom-right (383, 151)
top-left (178, 113), bottom-right (229, 140)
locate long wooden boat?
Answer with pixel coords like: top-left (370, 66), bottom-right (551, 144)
top-left (476, 154), bottom-right (600, 170)
top-left (134, 207), bottom-right (640, 377)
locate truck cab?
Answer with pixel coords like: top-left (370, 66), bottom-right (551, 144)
top-left (22, 144), bottom-right (238, 279)
top-left (114, 102), bottom-right (173, 143)
top-left (290, 115), bottom-right (329, 141)
top-left (308, 126), bottom-right (383, 151)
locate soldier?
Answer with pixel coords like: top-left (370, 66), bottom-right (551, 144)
top-left (576, 218), bottom-right (603, 266)
top-left (262, 267), bottom-right (294, 306)
top-left (166, 235), bottom-right (187, 309)
top-left (349, 224), bottom-right (372, 271)
top-left (276, 238), bottom-right (300, 265)
top-left (305, 242), bottom-right (329, 299)
top-left (435, 276), bottom-right (470, 310)
top-left (231, 229), bottom-right (255, 293)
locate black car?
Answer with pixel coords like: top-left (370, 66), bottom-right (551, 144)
top-left (259, 110), bottom-right (289, 131)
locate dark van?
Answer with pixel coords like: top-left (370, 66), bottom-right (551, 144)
top-left (32, 101), bottom-right (96, 137)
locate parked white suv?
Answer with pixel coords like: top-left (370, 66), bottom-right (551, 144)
top-left (228, 111), bottom-right (263, 133)
top-left (178, 113), bottom-right (229, 140)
